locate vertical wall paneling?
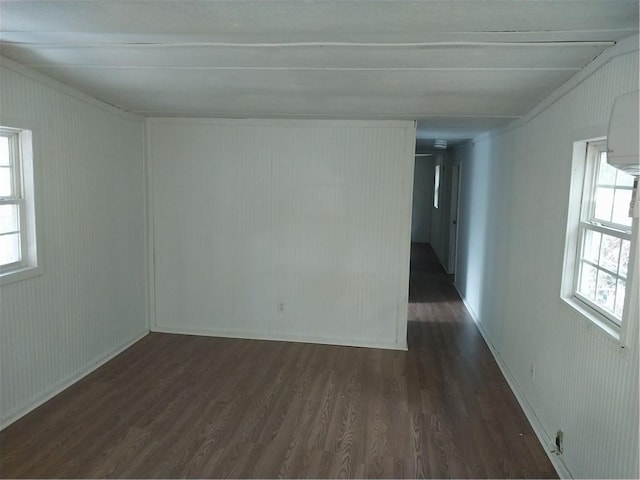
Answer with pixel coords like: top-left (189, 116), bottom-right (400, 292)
top-left (0, 58), bottom-right (148, 428)
top-left (453, 38), bottom-right (639, 479)
top-left (148, 118), bottom-right (415, 350)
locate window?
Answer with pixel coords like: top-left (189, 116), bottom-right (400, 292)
top-left (566, 139), bottom-right (634, 330)
top-left (0, 126), bottom-right (39, 284)
top-left (434, 164), bottom-right (441, 209)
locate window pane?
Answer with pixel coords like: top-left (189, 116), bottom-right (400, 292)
top-left (611, 189), bottom-right (632, 227)
top-left (0, 167), bottom-right (12, 197)
top-left (619, 240), bottom-right (630, 278)
top-left (599, 234), bottom-right (621, 273)
top-left (0, 232), bottom-right (21, 265)
top-left (593, 186), bottom-right (614, 223)
top-left (615, 279), bottom-right (626, 318)
top-left (598, 153), bottom-right (617, 185)
top-left (578, 262), bottom-right (597, 300)
top-left (582, 229), bottom-right (601, 263)
top-left (433, 164), bottom-right (440, 209)
top-left (0, 204), bottom-right (19, 234)
top-left (616, 169), bottom-right (634, 187)
top-left (595, 270), bottom-right (616, 313)
top-left (0, 136), bottom-right (9, 166)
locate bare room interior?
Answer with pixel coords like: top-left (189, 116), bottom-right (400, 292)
top-left (0, 1), bottom-right (638, 478)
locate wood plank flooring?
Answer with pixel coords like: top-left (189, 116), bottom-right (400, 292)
top-left (0, 243), bottom-right (557, 478)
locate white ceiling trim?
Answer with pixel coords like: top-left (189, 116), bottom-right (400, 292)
top-left (1, 30), bottom-right (636, 45)
top-left (19, 66), bottom-right (582, 72)
top-left (131, 112), bottom-right (523, 120)
top-left (1, 40), bottom-right (617, 48)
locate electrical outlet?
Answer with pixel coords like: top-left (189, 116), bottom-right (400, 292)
top-left (278, 302), bottom-right (285, 313)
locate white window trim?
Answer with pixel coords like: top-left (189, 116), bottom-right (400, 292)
top-left (561, 133), bottom-right (638, 346)
top-left (0, 124), bottom-right (42, 286)
top-left (573, 141), bottom-right (631, 326)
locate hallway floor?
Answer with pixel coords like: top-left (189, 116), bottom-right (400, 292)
top-left (405, 242), bottom-right (557, 477)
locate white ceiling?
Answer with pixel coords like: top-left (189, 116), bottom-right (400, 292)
top-left (0, 0), bottom-right (638, 141)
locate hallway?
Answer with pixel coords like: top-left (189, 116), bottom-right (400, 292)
top-left (405, 243), bottom-right (557, 477)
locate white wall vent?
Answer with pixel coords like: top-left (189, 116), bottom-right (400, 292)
top-left (607, 90), bottom-right (639, 176)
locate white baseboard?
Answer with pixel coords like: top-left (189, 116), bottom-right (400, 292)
top-left (0, 329), bottom-right (149, 431)
top-left (152, 325), bottom-right (408, 351)
top-left (453, 284), bottom-right (572, 479)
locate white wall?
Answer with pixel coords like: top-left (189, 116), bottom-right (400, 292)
top-left (0, 58), bottom-right (148, 427)
top-left (411, 156), bottom-right (434, 243)
top-left (147, 118), bottom-right (415, 350)
top-left (454, 38), bottom-right (639, 479)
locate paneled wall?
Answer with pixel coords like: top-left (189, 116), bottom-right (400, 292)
top-left (0, 59), bottom-right (148, 427)
top-left (147, 118), bottom-right (415, 350)
top-left (454, 39), bottom-right (639, 478)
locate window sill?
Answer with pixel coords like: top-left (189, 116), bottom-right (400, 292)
top-left (561, 296), bottom-right (622, 343)
top-left (0, 265), bottom-right (43, 286)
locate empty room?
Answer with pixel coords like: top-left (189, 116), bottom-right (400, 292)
top-left (0, 1), bottom-right (638, 478)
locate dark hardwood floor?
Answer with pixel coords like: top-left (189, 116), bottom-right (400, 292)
top-left (0, 243), bottom-right (557, 478)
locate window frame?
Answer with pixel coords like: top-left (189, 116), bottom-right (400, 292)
top-left (0, 128), bottom-right (27, 273)
top-left (571, 141), bottom-right (632, 327)
top-left (562, 133), bottom-right (637, 345)
top-left (0, 124), bottom-right (41, 285)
